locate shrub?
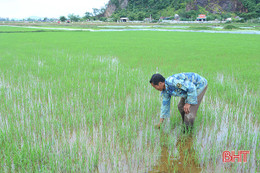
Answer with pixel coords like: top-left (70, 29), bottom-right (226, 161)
top-left (99, 17), bottom-right (107, 22)
top-left (151, 20), bottom-right (158, 23)
top-left (248, 18), bottom-right (260, 23)
top-left (223, 25), bottom-right (238, 30)
top-left (189, 27), bottom-right (213, 30)
top-left (225, 20), bottom-right (232, 24)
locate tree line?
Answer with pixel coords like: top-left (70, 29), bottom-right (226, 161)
top-left (58, 7), bottom-right (107, 22)
top-left (109, 0), bottom-right (260, 21)
top-left (32, 0), bottom-right (260, 22)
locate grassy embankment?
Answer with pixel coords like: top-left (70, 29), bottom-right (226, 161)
top-left (0, 26), bottom-right (259, 172)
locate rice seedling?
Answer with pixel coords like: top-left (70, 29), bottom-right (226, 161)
top-left (0, 25), bottom-right (259, 172)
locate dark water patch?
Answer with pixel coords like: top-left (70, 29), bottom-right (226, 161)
top-left (150, 131), bottom-right (201, 173)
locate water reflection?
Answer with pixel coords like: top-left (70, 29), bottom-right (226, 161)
top-left (150, 130), bottom-right (201, 173)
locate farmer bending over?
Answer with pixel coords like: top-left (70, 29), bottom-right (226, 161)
top-left (150, 73), bottom-right (208, 131)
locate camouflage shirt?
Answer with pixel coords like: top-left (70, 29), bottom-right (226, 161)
top-left (160, 73), bottom-right (207, 118)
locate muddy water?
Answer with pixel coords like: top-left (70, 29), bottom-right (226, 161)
top-left (150, 132), bottom-right (201, 173)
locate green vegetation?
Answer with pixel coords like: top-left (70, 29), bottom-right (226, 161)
top-left (223, 25), bottom-right (239, 29)
top-left (0, 26), bottom-right (41, 32)
top-left (68, 14), bottom-right (81, 22)
top-left (0, 26), bottom-right (259, 172)
top-left (188, 26), bottom-right (213, 30)
top-left (59, 16), bottom-right (67, 22)
top-left (109, 0), bottom-right (260, 21)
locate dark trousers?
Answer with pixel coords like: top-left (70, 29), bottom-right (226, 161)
top-left (178, 85), bottom-right (208, 127)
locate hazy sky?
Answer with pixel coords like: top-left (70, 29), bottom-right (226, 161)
top-left (0, 0), bottom-right (110, 19)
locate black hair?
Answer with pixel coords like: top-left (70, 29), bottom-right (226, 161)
top-left (149, 73), bottom-right (165, 85)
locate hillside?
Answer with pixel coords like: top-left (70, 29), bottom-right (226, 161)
top-left (104, 0), bottom-right (260, 21)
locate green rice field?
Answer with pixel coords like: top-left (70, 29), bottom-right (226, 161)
top-left (0, 25), bottom-right (259, 172)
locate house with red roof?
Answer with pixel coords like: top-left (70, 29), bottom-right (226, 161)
top-left (196, 14), bottom-right (206, 21)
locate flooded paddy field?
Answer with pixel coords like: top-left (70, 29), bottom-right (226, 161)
top-left (0, 26), bottom-right (259, 172)
top-left (2, 24), bottom-right (260, 34)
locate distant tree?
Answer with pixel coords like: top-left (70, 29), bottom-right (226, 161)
top-left (84, 12), bottom-right (93, 19)
top-left (137, 11), bottom-right (146, 21)
top-left (100, 7), bottom-right (106, 15)
top-left (111, 13), bottom-right (120, 22)
top-left (182, 10), bottom-right (197, 20)
top-left (160, 6), bottom-right (176, 17)
top-left (59, 16), bottom-right (67, 22)
top-left (220, 12), bottom-right (234, 20)
top-left (240, 0), bottom-right (258, 13)
top-left (206, 13), bottom-right (221, 21)
top-left (197, 5), bottom-right (208, 15)
top-left (68, 14), bottom-right (80, 22)
top-left (153, 13), bottom-right (161, 20)
top-left (92, 8), bottom-right (101, 16)
top-left (118, 9), bottom-right (127, 17)
top-left (108, 0), bottom-right (260, 22)
top-left (100, 17), bottom-right (107, 21)
top-left (128, 12), bottom-right (138, 20)
top-left (240, 12), bottom-right (258, 20)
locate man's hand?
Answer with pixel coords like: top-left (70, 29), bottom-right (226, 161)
top-left (155, 118), bottom-right (164, 129)
top-left (184, 103), bottom-right (191, 114)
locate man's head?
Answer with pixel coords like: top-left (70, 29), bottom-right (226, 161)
top-left (150, 73), bottom-right (165, 91)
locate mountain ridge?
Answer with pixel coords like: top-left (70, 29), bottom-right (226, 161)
top-left (104, 0), bottom-right (259, 20)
